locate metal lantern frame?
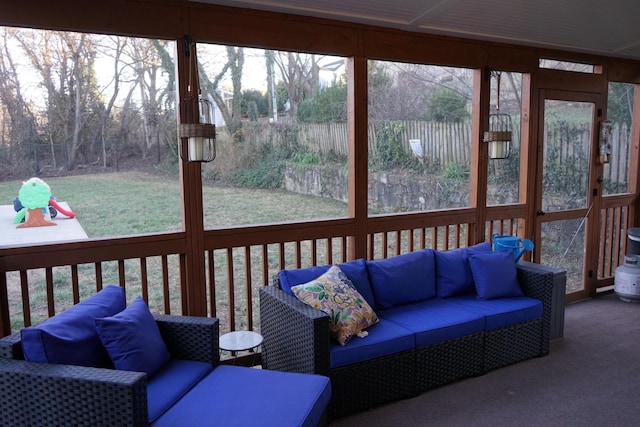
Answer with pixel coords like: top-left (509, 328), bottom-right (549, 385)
top-left (483, 70), bottom-right (513, 159)
top-left (178, 36), bottom-right (216, 163)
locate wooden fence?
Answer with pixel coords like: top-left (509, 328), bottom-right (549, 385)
top-left (245, 120), bottom-right (630, 187)
top-left (542, 121), bottom-right (630, 193)
top-left (247, 120), bottom-right (474, 167)
top-left (603, 122), bottom-right (631, 192)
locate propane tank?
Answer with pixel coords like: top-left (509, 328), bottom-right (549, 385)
top-left (614, 255), bottom-right (640, 302)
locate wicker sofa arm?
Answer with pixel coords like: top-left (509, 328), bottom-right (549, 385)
top-left (0, 357), bottom-right (148, 427)
top-left (517, 261), bottom-right (566, 354)
top-left (259, 285), bottom-right (331, 377)
top-left (154, 314), bottom-right (219, 367)
top-left (0, 331), bottom-right (23, 360)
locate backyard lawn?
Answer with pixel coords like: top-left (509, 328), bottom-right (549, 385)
top-left (0, 171), bottom-right (348, 238)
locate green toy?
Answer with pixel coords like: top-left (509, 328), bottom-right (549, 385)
top-left (14, 177), bottom-right (57, 228)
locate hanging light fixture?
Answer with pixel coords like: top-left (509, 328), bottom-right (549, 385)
top-left (483, 70), bottom-right (512, 159)
top-left (178, 36), bottom-right (216, 163)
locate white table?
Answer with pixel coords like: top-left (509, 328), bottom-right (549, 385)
top-left (0, 202), bottom-right (88, 247)
top-left (219, 331), bottom-right (263, 366)
top-left (219, 330), bottom-right (263, 352)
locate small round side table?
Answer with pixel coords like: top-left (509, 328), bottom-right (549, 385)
top-left (219, 330), bottom-right (263, 365)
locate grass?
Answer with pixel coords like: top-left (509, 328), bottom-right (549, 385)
top-left (0, 171), bottom-right (348, 238)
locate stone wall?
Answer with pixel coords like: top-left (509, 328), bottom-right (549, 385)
top-left (284, 163), bottom-right (469, 212)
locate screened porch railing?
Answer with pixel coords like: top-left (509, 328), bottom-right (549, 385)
top-left (0, 203), bottom-right (630, 352)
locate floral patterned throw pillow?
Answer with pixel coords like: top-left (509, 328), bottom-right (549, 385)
top-left (291, 265), bottom-right (379, 346)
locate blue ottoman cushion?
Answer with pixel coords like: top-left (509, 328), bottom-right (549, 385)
top-left (147, 359), bottom-right (212, 423)
top-left (152, 365), bottom-right (331, 427)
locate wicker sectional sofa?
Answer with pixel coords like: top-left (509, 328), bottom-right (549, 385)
top-left (0, 286), bottom-right (331, 427)
top-left (259, 243), bottom-right (565, 419)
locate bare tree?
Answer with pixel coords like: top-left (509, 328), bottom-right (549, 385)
top-left (0, 28), bottom-right (38, 164)
top-left (200, 46), bottom-right (245, 141)
top-left (13, 30), bottom-right (101, 169)
top-left (127, 38), bottom-right (166, 158)
top-left (273, 52), bottom-right (321, 119)
top-left (93, 36), bottom-right (129, 167)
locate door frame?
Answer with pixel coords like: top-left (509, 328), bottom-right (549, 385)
top-left (532, 85), bottom-right (604, 303)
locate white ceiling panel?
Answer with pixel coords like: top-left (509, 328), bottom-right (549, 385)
top-left (193, 0), bottom-right (640, 60)
top-left (414, 0), bottom-right (640, 55)
top-left (195, 0), bottom-right (445, 24)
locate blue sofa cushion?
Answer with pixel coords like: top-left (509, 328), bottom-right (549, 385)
top-left (379, 299), bottom-right (485, 347)
top-left (20, 285), bottom-right (125, 368)
top-left (152, 365), bottom-right (331, 427)
top-left (446, 294), bottom-right (543, 330)
top-left (95, 296), bottom-right (171, 377)
top-left (147, 359), bottom-right (212, 423)
top-left (468, 249), bottom-right (524, 300)
top-left (367, 249), bottom-right (436, 310)
top-left (329, 318), bottom-right (414, 368)
top-left (278, 258), bottom-right (375, 307)
top-left (435, 242), bottom-right (492, 297)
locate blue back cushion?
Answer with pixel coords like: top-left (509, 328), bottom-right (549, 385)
top-left (95, 296), bottom-right (171, 376)
top-left (468, 249), bottom-right (524, 300)
top-left (21, 285), bottom-right (126, 367)
top-left (435, 242), bottom-right (491, 297)
top-left (277, 258), bottom-right (375, 307)
top-left (366, 249), bottom-right (436, 310)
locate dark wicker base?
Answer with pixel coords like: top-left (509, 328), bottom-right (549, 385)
top-left (484, 318), bottom-right (543, 372)
top-left (0, 358), bottom-right (148, 427)
top-left (415, 332), bottom-right (484, 392)
top-left (329, 350), bottom-right (415, 419)
top-left (260, 262), bottom-right (563, 421)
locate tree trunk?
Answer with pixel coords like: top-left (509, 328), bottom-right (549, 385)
top-left (17, 208), bottom-right (56, 228)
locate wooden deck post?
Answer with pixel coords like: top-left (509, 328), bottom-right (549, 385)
top-left (177, 34), bottom-right (208, 317)
top-left (347, 53), bottom-right (369, 260)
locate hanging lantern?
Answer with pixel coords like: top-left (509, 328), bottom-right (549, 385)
top-left (484, 71), bottom-right (512, 159)
top-left (178, 37), bottom-right (216, 163)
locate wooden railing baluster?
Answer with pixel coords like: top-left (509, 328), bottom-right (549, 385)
top-left (20, 271), bottom-right (31, 327)
top-left (244, 246), bottom-right (253, 331)
top-left (226, 248), bottom-right (235, 332)
top-left (71, 265), bottom-right (80, 304)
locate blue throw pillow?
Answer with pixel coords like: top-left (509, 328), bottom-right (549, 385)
top-left (468, 250), bottom-right (524, 300)
top-left (366, 249), bottom-right (436, 310)
top-left (21, 285), bottom-right (126, 367)
top-left (467, 241), bottom-right (492, 254)
top-left (95, 296), bottom-right (171, 377)
top-left (277, 258), bottom-right (376, 307)
top-left (436, 242), bottom-right (492, 297)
